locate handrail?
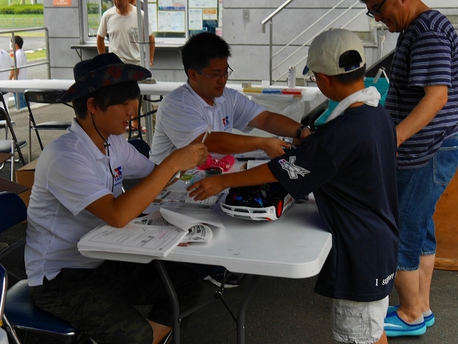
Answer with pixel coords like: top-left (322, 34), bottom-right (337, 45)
top-left (261, 0), bottom-right (369, 85)
top-left (261, 0), bottom-right (293, 30)
top-left (261, 0), bottom-right (294, 84)
top-left (273, 4), bottom-right (366, 82)
top-left (272, 0), bottom-right (347, 60)
top-left (0, 27), bottom-right (51, 80)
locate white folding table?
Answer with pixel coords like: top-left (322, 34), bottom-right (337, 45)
top-left (79, 180), bottom-right (332, 344)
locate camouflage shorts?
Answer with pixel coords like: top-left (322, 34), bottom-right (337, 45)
top-left (30, 260), bottom-right (203, 344)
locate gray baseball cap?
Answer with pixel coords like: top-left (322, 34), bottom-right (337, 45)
top-left (304, 29), bottom-right (366, 77)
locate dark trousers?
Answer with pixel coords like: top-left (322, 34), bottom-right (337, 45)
top-left (30, 260), bottom-right (203, 344)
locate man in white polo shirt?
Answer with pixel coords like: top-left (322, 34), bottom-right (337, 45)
top-left (150, 32), bottom-right (311, 166)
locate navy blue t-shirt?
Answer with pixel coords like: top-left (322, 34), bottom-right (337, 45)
top-left (268, 104), bottom-right (399, 301)
top-left (386, 10), bottom-right (458, 168)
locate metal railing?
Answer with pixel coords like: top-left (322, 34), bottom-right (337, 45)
top-left (261, 1), bottom-right (368, 85)
top-left (0, 27), bottom-right (50, 80)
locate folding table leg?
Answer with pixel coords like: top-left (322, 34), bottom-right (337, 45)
top-left (154, 260), bottom-right (261, 344)
top-left (236, 275), bottom-right (261, 344)
top-left (154, 260), bottom-right (181, 344)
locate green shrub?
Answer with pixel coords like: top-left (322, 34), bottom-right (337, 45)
top-left (0, 4), bottom-right (43, 15)
top-left (87, 3), bottom-right (99, 14)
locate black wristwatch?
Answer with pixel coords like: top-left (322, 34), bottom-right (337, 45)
top-left (296, 125), bottom-right (307, 139)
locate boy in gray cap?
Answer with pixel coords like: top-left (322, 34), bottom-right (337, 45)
top-left (25, 53), bottom-right (207, 344)
top-left (188, 29), bottom-right (399, 344)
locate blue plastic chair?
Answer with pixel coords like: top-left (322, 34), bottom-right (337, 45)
top-left (0, 191), bottom-right (89, 343)
top-left (128, 138), bottom-right (151, 158)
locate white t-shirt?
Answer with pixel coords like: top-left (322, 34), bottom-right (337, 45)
top-left (0, 49), bottom-right (13, 110)
top-left (14, 48), bottom-right (27, 80)
top-left (150, 83), bottom-right (265, 164)
top-left (0, 48), bottom-right (13, 81)
top-left (25, 119), bottom-right (155, 286)
top-left (97, 5), bottom-right (153, 65)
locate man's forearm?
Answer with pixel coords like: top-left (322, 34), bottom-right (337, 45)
top-left (251, 111), bottom-right (303, 138)
top-left (96, 36), bottom-right (106, 55)
top-left (201, 131), bottom-right (265, 154)
top-left (396, 85), bottom-right (448, 147)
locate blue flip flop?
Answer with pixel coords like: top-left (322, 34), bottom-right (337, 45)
top-left (387, 305), bottom-right (435, 327)
top-left (384, 310), bottom-right (426, 337)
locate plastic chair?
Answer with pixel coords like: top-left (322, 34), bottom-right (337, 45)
top-left (0, 92), bottom-right (15, 140)
top-left (0, 108), bottom-right (27, 181)
top-left (0, 191), bottom-right (88, 344)
top-left (1, 264), bottom-right (21, 344)
top-left (24, 89), bottom-right (73, 162)
top-left (128, 138), bottom-right (151, 158)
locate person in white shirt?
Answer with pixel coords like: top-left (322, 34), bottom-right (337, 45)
top-left (25, 53), bottom-right (207, 344)
top-left (150, 32), bottom-right (311, 165)
top-left (8, 36), bottom-right (27, 110)
top-left (97, 0), bottom-right (155, 134)
top-left (0, 48), bottom-right (13, 112)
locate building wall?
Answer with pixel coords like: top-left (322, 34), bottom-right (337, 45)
top-left (43, 0), bottom-right (81, 79)
top-left (43, 0), bottom-right (456, 83)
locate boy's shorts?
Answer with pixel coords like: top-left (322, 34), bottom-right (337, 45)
top-left (331, 296), bottom-right (388, 343)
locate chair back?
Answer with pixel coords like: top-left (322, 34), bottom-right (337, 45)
top-left (128, 139), bottom-right (151, 158)
top-left (0, 264), bottom-right (12, 344)
top-left (0, 264), bottom-right (7, 323)
top-left (0, 108), bottom-right (14, 133)
top-left (24, 90), bottom-right (70, 106)
top-left (0, 92), bottom-right (8, 112)
top-left (0, 108), bottom-right (27, 167)
top-left (0, 192), bottom-right (27, 234)
top-left (24, 89), bottom-right (73, 162)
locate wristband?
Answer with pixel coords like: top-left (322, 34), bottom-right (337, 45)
top-left (296, 124), bottom-right (306, 139)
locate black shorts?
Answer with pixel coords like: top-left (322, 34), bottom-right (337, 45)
top-left (30, 260), bottom-right (203, 344)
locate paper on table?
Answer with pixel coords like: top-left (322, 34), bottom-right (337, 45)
top-left (246, 160), bottom-right (269, 169)
top-left (132, 209), bottom-right (216, 242)
top-left (78, 211), bottom-right (188, 258)
top-left (144, 189), bottom-right (224, 214)
top-left (78, 207), bottom-right (226, 260)
top-left (159, 208), bottom-right (225, 243)
top-left (233, 150), bottom-right (270, 160)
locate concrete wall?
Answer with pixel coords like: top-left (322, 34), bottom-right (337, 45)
top-left (43, 0), bottom-right (456, 84)
top-left (223, 0), bottom-right (380, 84)
top-left (43, 0), bottom-right (81, 79)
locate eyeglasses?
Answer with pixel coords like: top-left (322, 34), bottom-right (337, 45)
top-left (366, 0), bottom-right (387, 18)
top-left (198, 66), bottom-right (233, 80)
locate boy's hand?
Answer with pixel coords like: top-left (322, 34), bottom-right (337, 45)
top-left (170, 143), bottom-right (208, 171)
top-left (187, 176), bottom-right (224, 201)
top-left (263, 137), bottom-right (291, 158)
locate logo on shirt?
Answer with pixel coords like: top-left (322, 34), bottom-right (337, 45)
top-left (279, 156), bottom-right (310, 179)
top-left (222, 116), bottom-right (230, 130)
top-left (113, 166), bottom-right (123, 185)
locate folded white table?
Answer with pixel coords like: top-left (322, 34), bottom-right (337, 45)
top-left (0, 79), bottom-right (186, 143)
top-left (0, 79), bottom-right (325, 143)
top-left (0, 79), bottom-right (185, 96)
top-left (79, 183), bottom-right (331, 344)
top-left (0, 79), bottom-right (322, 100)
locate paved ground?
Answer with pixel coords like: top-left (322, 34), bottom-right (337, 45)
top-left (1, 103), bottom-right (458, 343)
